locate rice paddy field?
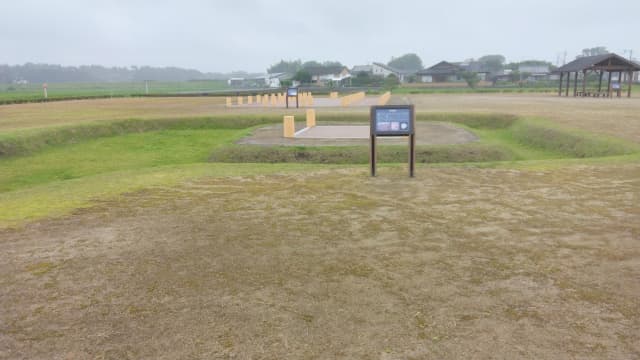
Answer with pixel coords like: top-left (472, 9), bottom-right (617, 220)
top-left (0, 93), bottom-right (639, 359)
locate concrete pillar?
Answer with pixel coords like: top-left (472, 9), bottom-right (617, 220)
top-left (306, 109), bottom-right (316, 128)
top-left (283, 116), bottom-right (295, 138)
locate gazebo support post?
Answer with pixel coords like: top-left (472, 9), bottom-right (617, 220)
top-left (618, 71), bottom-right (623, 97)
top-left (607, 72), bottom-right (612, 98)
top-left (566, 71), bottom-right (570, 97)
top-left (629, 71), bottom-right (633, 98)
top-left (582, 70), bottom-right (587, 96)
top-left (598, 71), bottom-right (604, 94)
top-left (558, 72), bottom-right (564, 96)
top-left (573, 72), bottom-right (578, 97)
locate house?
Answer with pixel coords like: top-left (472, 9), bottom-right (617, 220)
top-left (262, 73), bottom-right (291, 88)
top-left (459, 61), bottom-right (491, 81)
top-left (227, 73), bottom-right (291, 88)
top-left (306, 66), bottom-right (351, 85)
top-left (518, 64), bottom-right (552, 81)
top-left (417, 61), bottom-right (464, 83)
top-left (373, 63), bottom-right (414, 83)
top-left (352, 63), bottom-right (413, 83)
top-left (351, 65), bottom-right (373, 75)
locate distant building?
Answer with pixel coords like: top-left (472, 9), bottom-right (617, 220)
top-left (305, 66), bottom-right (351, 85)
top-left (227, 73), bottom-right (291, 88)
top-left (417, 61), bottom-right (464, 83)
top-left (351, 65), bottom-right (373, 75)
top-left (352, 63), bottom-right (413, 83)
top-left (459, 61), bottom-right (491, 81)
top-left (518, 64), bottom-right (552, 81)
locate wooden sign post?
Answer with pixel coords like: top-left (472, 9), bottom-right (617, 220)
top-left (286, 87), bottom-right (299, 109)
top-left (370, 105), bottom-right (415, 177)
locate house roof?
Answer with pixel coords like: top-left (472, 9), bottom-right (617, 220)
top-left (305, 66), bottom-right (348, 76)
top-left (372, 62), bottom-right (415, 75)
top-left (461, 62), bottom-right (491, 73)
top-left (352, 65), bottom-right (373, 73)
top-left (556, 53), bottom-right (640, 73)
top-left (417, 61), bottom-right (463, 75)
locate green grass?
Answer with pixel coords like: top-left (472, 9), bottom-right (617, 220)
top-left (0, 129), bottom-right (244, 192)
top-left (1, 112), bottom-right (638, 227)
top-left (0, 163), bottom-right (334, 228)
top-left (209, 143), bottom-right (515, 164)
top-left (0, 115), bottom-right (284, 157)
top-left (0, 80), bottom-right (230, 104)
top-left (392, 87), bottom-right (558, 95)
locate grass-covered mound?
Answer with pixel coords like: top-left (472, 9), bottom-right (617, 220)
top-left (210, 113), bottom-right (638, 164)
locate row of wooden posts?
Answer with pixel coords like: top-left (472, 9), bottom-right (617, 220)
top-left (558, 70), bottom-right (634, 98)
top-left (226, 92), bottom-right (314, 107)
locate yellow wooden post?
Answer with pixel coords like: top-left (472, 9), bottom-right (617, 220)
top-left (256, 94), bottom-right (262, 104)
top-left (283, 116), bottom-right (295, 138)
top-left (237, 96), bottom-right (243, 105)
top-left (306, 109), bottom-right (316, 128)
top-left (247, 95), bottom-right (253, 105)
top-left (226, 97), bottom-right (232, 107)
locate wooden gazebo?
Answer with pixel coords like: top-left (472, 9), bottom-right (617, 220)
top-left (556, 53), bottom-right (639, 98)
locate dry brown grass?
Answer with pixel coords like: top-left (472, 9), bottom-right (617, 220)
top-left (1, 165), bottom-right (638, 359)
top-left (406, 93), bottom-right (640, 143)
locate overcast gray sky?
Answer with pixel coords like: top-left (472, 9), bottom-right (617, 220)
top-left (1, 0), bottom-right (638, 72)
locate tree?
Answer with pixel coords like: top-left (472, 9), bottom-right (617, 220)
top-left (293, 70), bottom-right (312, 84)
top-left (302, 61), bottom-right (322, 69)
top-left (322, 61), bottom-right (343, 68)
top-left (388, 53), bottom-right (423, 72)
top-left (267, 60), bottom-right (302, 74)
top-left (460, 71), bottom-right (480, 88)
top-left (477, 55), bottom-right (506, 74)
top-left (384, 74), bottom-right (400, 89)
top-left (578, 47), bottom-right (608, 58)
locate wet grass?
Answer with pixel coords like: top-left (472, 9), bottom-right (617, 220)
top-left (0, 129), bottom-right (244, 192)
top-left (0, 112), bottom-right (638, 227)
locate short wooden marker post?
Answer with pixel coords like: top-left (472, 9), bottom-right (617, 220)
top-left (306, 109), bottom-right (316, 128)
top-left (283, 116), bottom-right (295, 138)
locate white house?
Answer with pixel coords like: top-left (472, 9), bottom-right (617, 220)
top-left (307, 66), bottom-right (351, 85)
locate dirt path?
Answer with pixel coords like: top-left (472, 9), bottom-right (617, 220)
top-left (1, 164), bottom-right (638, 359)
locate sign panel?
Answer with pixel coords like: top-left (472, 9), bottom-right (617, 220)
top-left (370, 105), bottom-right (414, 136)
top-left (287, 87), bottom-right (299, 97)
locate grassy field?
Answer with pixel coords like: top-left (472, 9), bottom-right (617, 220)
top-left (0, 94), bottom-right (639, 358)
top-left (0, 80), bottom-right (229, 103)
